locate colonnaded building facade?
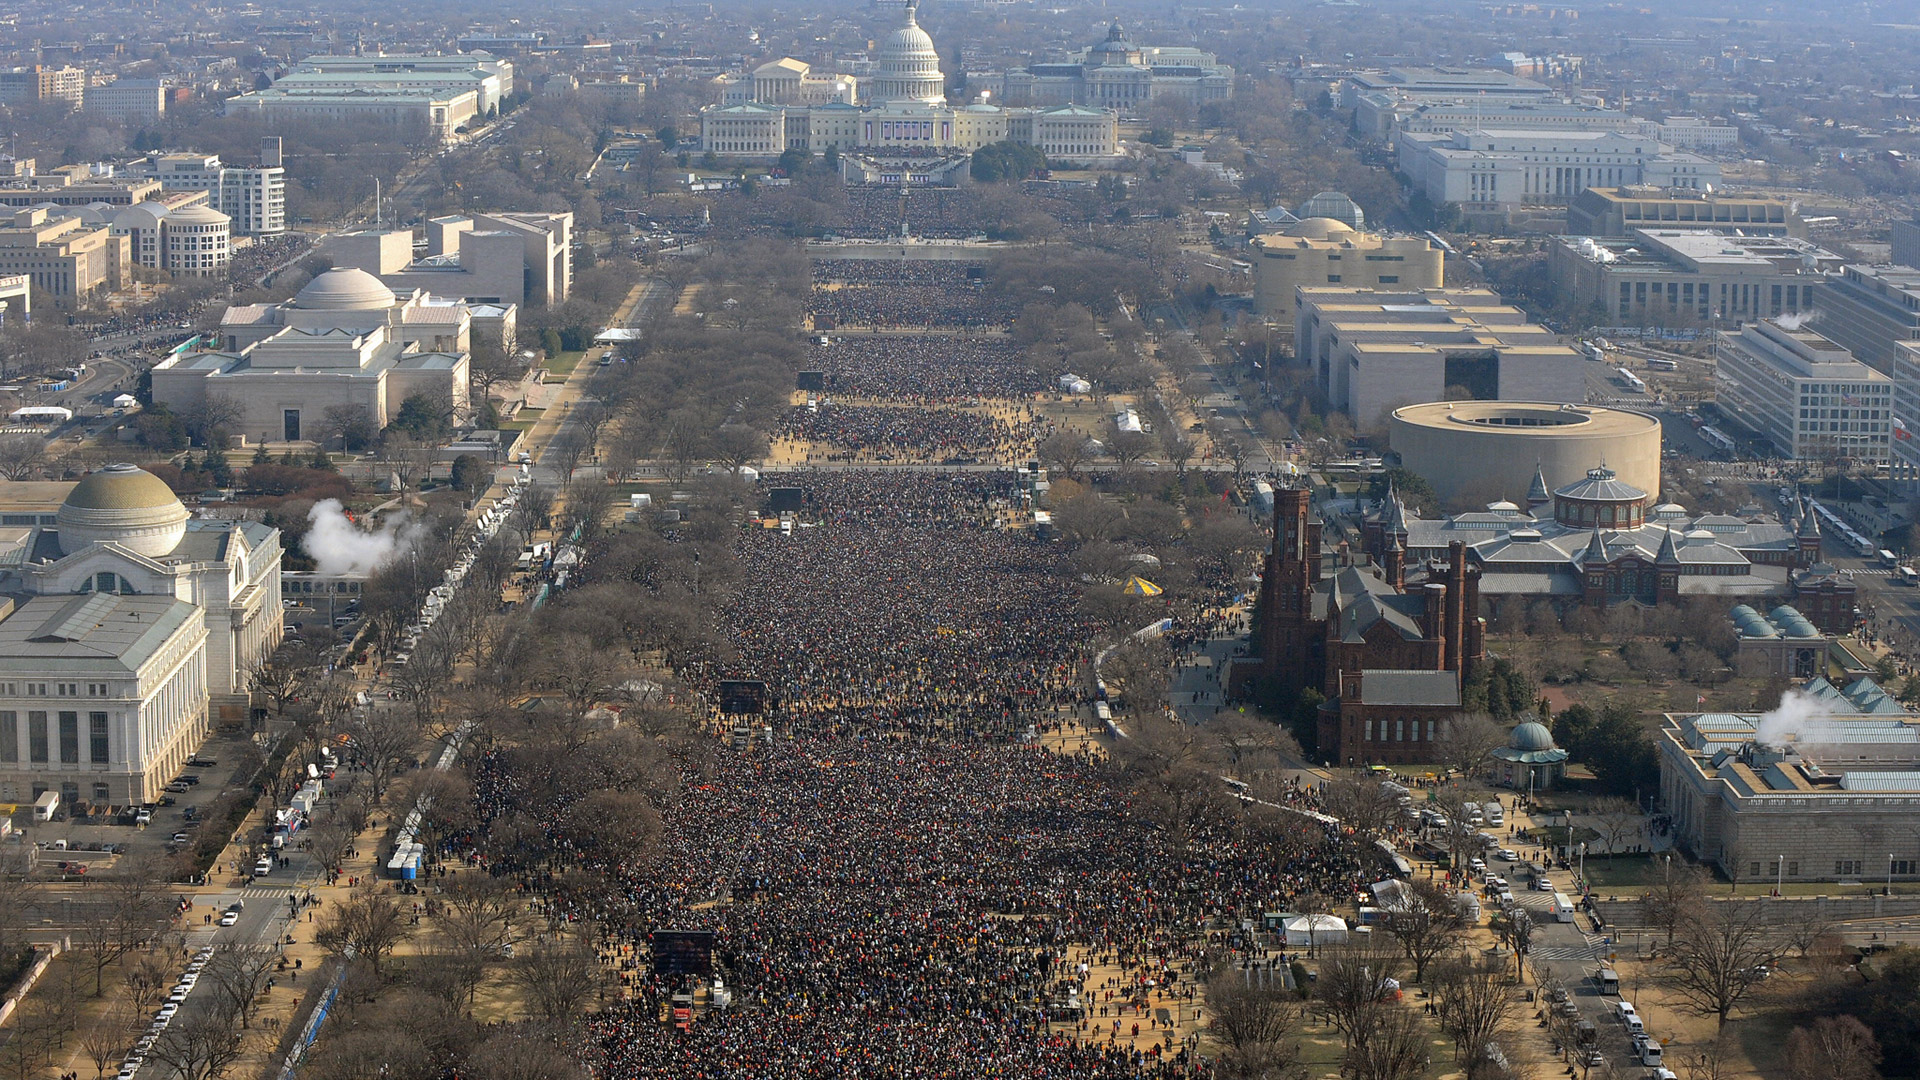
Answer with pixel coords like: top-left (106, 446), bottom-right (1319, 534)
top-left (700, 4), bottom-right (1121, 163)
top-left (0, 467), bottom-right (283, 807)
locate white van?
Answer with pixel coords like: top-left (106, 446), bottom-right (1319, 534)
top-left (1616, 1001), bottom-right (1643, 1035)
top-left (1552, 893), bottom-right (1576, 923)
top-left (1484, 801), bottom-right (1504, 826)
top-left (253, 857), bottom-right (274, 877)
top-left (1636, 1036), bottom-right (1662, 1066)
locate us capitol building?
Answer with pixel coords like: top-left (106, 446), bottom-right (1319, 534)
top-left (701, 4), bottom-right (1120, 164)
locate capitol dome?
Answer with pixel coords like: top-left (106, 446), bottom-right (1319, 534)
top-left (870, 3), bottom-right (946, 105)
top-left (56, 464), bottom-right (190, 559)
top-left (292, 268), bottom-right (397, 311)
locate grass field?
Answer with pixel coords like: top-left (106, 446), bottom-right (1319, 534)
top-left (544, 351), bottom-right (586, 377)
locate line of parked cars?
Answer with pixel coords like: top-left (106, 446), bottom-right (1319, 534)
top-left (116, 945), bottom-right (215, 1079)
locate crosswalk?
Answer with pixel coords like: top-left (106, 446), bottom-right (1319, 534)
top-left (1530, 943), bottom-right (1606, 962)
top-left (1845, 568), bottom-right (1893, 577)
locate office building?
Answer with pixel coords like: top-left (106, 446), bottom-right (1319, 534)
top-left (0, 173), bottom-right (162, 209)
top-left (152, 268), bottom-right (475, 444)
top-left (1341, 66), bottom-right (1556, 112)
top-left (1549, 230), bottom-right (1840, 325)
top-left (1658, 692), bottom-right (1920, 883)
top-left (996, 22), bottom-right (1234, 109)
top-left (1643, 116), bottom-right (1739, 152)
top-left (1891, 219), bottom-right (1920, 270)
top-left (0, 275), bottom-right (27, 325)
top-left (1359, 98), bottom-right (1636, 142)
top-left (1398, 129), bottom-right (1719, 210)
top-left (1294, 286), bottom-right (1585, 427)
top-left (1567, 186), bottom-right (1803, 239)
top-left (1250, 219), bottom-right (1443, 326)
top-left (1809, 265), bottom-right (1920, 375)
top-left (1714, 320), bottom-right (1892, 465)
top-left (127, 141), bottom-right (286, 237)
top-left (0, 66), bottom-right (85, 107)
top-left (323, 210), bottom-right (572, 307)
top-left (0, 207), bottom-right (128, 297)
top-left (0, 464), bottom-right (285, 804)
top-left (82, 80), bottom-right (166, 124)
top-left (224, 53), bottom-right (511, 141)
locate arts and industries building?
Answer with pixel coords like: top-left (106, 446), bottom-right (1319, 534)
top-left (322, 211), bottom-right (572, 307)
top-left (1366, 463), bottom-right (1819, 607)
top-left (1659, 697), bottom-right (1920, 883)
top-left (1249, 218), bottom-right (1444, 327)
top-left (151, 268), bottom-right (476, 444)
top-left (1397, 129), bottom-right (1720, 210)
top-left (0, 465), bottom-right (283, 806)
top-left (1566, 186), bottom-right (1804, 238)
top-left (988, 22), bottom-right (1234, 109)
top-left (123, 139), bottom-right (287, 237)
top-left (224, 52), bottom-right (514, 141)
top-left (1712, 320), bottom-right (1892, 465)
top-left (1547, 230), bottom-right (1840, 325)
top-left (1387, 401), bottom-right (1662, 507)
top-left (699, 5), bottom-right (1121, 164)
top-left (1293, 286), bottom-right (1585, 427)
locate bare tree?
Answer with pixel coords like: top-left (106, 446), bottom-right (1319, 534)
top-left (1665, 901), bottom-right (1787, 1028)
top-left (1037, 430), bottom-right (1094, 480)
top-left (510, 933), bottom-right (607, 1025)
top-left (1317, 777), bottom-right (1402, 842)
top-left (147, 1007), bottom-right (246, 1080)
top-left (125, 948), bottom-right (172, 1013)
top-left (1641, 861), bottom-right (1710, 948)
top-left (1380, 878), bottom-right (1471, 983)
top-left (1435, 713), bottom-right (1509, 779)
top-left (1674, 1034), bottom-right (1740, 1080)
top-left (205, 944), bottom-right (279, 1029)
top-left (708, 424), bottom-right (768, 472)
top-left (1783, 1015), bottom-right (1881, 1080)
top-left (80, 1002), bottom-right (136, 1080)
top-left (1345, 1006), bottom-right (1431, 1080)
top-left (1490, 907), bottom-right (1535, 981)
top-left (314, 884), bottom-right (414, 975)
top-left (1589, 797), bottom-right (1642, 857)
top-left (1206, 967), bottom-right (1308, 1080)
top-left (247, 650), bottom-right (312, 717)
top-left (1312, 936), bottom-right (1404, 1051)
top-left (341, 708), bottom-right (421, 800)
top-left (0, 435), bottom-right (45, 480)
top-left (1430, 954), bottom-right (1518, 1080)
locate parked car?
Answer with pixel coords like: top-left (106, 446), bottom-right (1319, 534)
top-left (219, 910), bottom-right (239, 927)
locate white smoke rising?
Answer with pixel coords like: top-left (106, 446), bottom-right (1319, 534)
top-left (1752, 688), bottom-right (1826, 747)
top-left (305, 499), bottom-right (426, 576)
top-left (1773, 310), bottom-right (1818, 331)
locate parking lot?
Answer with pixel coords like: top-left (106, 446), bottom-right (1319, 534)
top-left (18, 727), bottom-right (268, 876)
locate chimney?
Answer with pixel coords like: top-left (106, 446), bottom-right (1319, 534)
top-left (1445, 541), bottom-right (1467, 672)
top-left (1424, 583), bottom-right (1448, 643)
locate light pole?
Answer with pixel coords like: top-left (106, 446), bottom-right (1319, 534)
top-left (1891, 855), bottom-right (1896, 898)
top-left (1776, 855), bottom-right (1784, 896)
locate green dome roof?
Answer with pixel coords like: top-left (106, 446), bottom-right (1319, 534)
top-left (63, 465), bottom-right (181, 512)
top-left (1508, 721), bottom-right (1556, 752)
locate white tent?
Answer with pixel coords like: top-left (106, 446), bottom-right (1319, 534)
top-left (1282, 914), bottom-right (1349, 947)
top-left (1058, 374), bottom-right (1091, 394)
top-left (9, 406), bottom-right (71, 422)
top-left (1114, 409), bottom-right (1144, 434)
top-left (111, 394), bottom-right (138, 408)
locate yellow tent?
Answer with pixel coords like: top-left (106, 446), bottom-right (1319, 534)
top-left (1122, 576), bottom-right (1163, 597)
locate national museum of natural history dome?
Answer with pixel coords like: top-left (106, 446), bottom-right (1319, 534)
top-left (0, 465), bottom-right (282, 807)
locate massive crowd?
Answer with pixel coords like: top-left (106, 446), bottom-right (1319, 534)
top-left (813, 337), bottom-right (1049, 401)
top-left (696, 472), bottom-right (1085, 735)
top-left (841, 187), bottom-right (998, 239)
top-left (453, 470), bottom-right (1390, 1079)
top-left (807, 261), bottom-right (1021, 328)
top-left (554, 733), bottom-right (1376, 1079)
top-left (775, 403), bottom-right (1035, 461)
